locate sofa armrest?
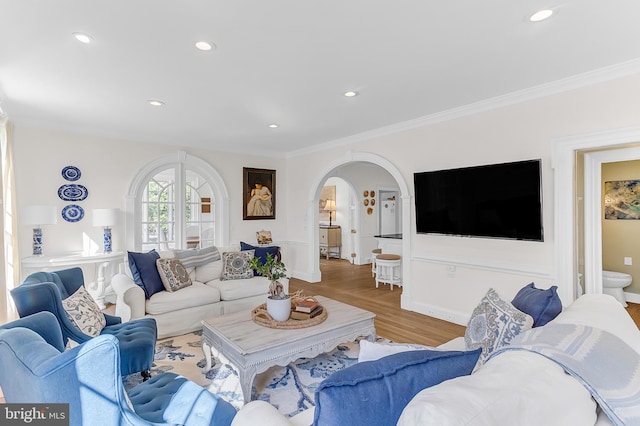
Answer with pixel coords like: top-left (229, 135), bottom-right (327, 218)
top-left (111, 273), bottom-right (146, 322)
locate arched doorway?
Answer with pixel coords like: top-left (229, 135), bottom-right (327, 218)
top-left (307, 152), bottom-right (413, 310)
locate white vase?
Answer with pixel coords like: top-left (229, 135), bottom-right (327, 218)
top-left (266, 296), bottom-right (291, 321)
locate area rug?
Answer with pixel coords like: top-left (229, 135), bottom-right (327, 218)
top-left (123, 330), bottom-right (376, 418)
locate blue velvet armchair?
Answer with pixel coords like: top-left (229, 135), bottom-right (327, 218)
top-left (11, 267), bottom-right (157, 377)
top-left (0, 312), bottom-right (236, 426)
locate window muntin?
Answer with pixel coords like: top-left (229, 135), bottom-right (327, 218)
top-left (140, 168), bottom-right (214, 251)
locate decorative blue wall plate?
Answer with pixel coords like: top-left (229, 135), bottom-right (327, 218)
top-left (58, 184), bottom-right (88, 201)
top-left (61, 166), bottom-right (81, 181)
top-left (61, 204), bottom-right (84, 222)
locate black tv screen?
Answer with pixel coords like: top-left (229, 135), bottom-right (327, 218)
top-left (414, 159), bottom-right (543, 241)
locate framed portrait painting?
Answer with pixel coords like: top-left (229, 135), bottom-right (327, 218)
top-left (243, 167), bottom-right (276, 220)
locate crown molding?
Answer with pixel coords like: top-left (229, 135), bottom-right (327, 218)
top-left (287, 58), bottom-right (640, 159)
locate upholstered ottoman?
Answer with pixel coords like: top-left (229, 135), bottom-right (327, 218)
top-left (129, 373), bottom-right (237, 425)
top-left (101, 317), bottom-right (157, 376)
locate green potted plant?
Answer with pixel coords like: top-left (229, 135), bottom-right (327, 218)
top-left (249, 252), bottom-right (290, 320)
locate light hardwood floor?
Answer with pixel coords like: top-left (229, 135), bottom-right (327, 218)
top-left (290, 258), bottom-right (466, 346)
top-left (291, 258), bottom-right (640, 346)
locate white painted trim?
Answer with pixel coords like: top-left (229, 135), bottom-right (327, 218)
top-left (553, 126), bottom-right (640, 306)
top-left (583, 152), bottom-right (604, 295)
top-left (288, 59), bottom-right (640, 159)
top-left (125, 150), bottom-right (230, 250)
top-left (413, 254), bottom-right (552, 279)
top-left (625, 291), bottom-right (640, 304)
top-left (410, 301), bottom-right (469, 327)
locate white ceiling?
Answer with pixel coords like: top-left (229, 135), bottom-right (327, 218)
top-left (2, 1), bottom-right (640, 157)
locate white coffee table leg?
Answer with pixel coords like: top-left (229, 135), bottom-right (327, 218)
top-left (366, 327), bottom-right (377, 342)
top-left (240, 368), bottom-right (257, 403)
top-left (202, 341), bottom-right (213, 372)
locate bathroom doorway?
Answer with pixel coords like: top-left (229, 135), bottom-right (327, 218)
top-left (582, 146), bottom-right (640, 305)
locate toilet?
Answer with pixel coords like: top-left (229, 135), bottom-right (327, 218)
top-left (602, 270), bottom-right (632, 307)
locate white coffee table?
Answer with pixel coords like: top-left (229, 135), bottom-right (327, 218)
top-left (201, 296), bottom-right (376, 402)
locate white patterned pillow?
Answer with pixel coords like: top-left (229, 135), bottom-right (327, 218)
top-left (62, 286), bottom-right (106, 337)
top-left (156, 258), bottom-right (193, 292)
top-left (221, 250), bottom-right (255, 280)
top-left (465, 288), bottom-right (534, 365)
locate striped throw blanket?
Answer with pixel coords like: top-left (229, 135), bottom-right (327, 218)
top-left (491, 324), bottom-right (640, 426)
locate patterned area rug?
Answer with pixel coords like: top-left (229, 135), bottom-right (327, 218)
top-left (123, 330), bottom-right (370, 418)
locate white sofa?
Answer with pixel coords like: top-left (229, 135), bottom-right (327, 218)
top-left (231, 294), bottom-right (639, 426)
top-left (111, 245), bottom-right (288, 339)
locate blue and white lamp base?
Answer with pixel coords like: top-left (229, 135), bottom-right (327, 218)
top-left (103, 227), bottom-right (112, 254)
top-left (32, 227), bottom-right (43, 256)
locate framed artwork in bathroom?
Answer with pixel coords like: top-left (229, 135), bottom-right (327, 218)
top-left (604, 180), bottom-right (640, 219)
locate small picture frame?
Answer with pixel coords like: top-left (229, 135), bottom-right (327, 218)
top-left (257, 230), bottom-right (273, 245)
top-left (243, 167), bottom-right (276, 220)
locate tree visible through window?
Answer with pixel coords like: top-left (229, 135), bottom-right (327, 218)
top-left (140, 167), bottom-right (214, 251)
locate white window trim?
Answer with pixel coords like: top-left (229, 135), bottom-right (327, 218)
top-left (126, 151), bottom-right (229, 250)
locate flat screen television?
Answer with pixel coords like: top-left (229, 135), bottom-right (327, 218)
top-left (414, 159), bottom-right (543, 241)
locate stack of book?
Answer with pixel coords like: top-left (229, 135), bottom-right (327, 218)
top-left (291, 298), bottom-right (323, 320)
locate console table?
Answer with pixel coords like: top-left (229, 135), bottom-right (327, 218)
top-left (319, 225), bottom-right (342, 259)
top-left (21, 251), bottom-right (124, 308)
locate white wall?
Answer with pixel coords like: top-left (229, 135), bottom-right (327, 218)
top-left (11, 72), bottom-right (640, 325)
top-left (13, 126), bottom-right (288, 281)
top-left (285, 73), bottom-right (640, 325)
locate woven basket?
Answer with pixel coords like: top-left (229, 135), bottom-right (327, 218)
top-left (251, 293), bottom-right (327, 329)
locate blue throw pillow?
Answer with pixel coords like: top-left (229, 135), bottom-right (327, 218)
top-left (240, 241), bottom-right (280, 276)
top-left (511, 282), bottom-right (562, 327)
top-left (128, 250), bottom-right (164, 299)
top-left (313, 348), bottom-right (481, 426)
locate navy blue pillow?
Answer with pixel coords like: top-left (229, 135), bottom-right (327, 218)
top-left (313, 348), bottom-right (481, 426)
top-left (127, 250), bottom-right (164, 299)
top-left (240, 241), bottom-right (280, 276)
top-left (511, 282), bottom-right (562, 327)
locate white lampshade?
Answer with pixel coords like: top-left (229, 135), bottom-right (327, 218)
top-left (93, 208), bottom-right (120, 227)
top-left (324, 199), bottom-right (336, 211)
top-left (22, 205), bottom-right (58, 226)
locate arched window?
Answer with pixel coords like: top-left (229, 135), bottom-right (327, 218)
top-left (126, 151), bottom-right (229, 251)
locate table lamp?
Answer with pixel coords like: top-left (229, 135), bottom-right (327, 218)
top-left (325, 199), bottom-right (336, 226)
top-left (93, 208), bottom-right (119, 253)
top-left (23, 205), bottom-right (58, 256)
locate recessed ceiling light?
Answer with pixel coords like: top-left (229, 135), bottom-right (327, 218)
top-left (72, 32), bottom-right (93, 44)
top-left (529, 9), bottom-right (554, 22)
top-left (195, 41), bottom-right (215, 51)
top-left (268, 124), bottom-right (279, 128)
top-left (148, 100), bottom-right (165, 107)
top-left (344, 91), bottom-right (358, 97)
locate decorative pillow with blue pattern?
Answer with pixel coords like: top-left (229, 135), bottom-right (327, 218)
top-left (62, 286), bottom-right (106, 337)
top-left (221, 250), bottom-right (255, 280)
top-left (464, 288), bottom-right (534, 365)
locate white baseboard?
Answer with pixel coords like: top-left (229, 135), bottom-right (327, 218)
top-left (409, 301), bottom-right (469, 327)
top-left (291, 270), bottom-right (321, 283)
top-left (624, 291), bottom-right (640, 304)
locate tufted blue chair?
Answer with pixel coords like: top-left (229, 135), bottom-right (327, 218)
top-left (11, 267), bottom-right (157, 377)
top-left (0, 312), bottom-right (236, 426)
